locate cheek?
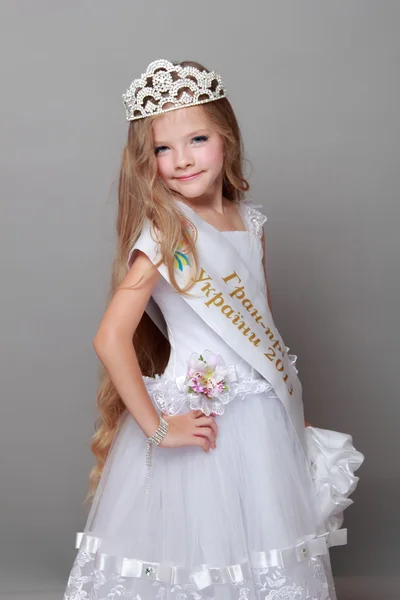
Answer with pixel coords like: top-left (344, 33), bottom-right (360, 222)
top-left (156, 157), bottom-right (172, 182)
top-left (201, 140), bottom-right (224, 170)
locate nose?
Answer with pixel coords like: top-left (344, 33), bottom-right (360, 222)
top-left (175, 146), bottom-right (194, 170)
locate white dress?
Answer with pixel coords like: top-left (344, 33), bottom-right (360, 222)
top-left (63, 201), bottom-right (363, 600)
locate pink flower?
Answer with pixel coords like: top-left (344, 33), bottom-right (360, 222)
top-left (185, 351), bottom-right (231, 406)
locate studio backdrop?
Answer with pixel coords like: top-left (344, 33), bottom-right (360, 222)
top-left (1, 0), bottom-right (398, 595)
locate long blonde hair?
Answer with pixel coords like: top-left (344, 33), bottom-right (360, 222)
top-left (86, 61), bottom-right (249, 504)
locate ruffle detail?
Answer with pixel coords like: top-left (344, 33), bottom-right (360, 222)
top-left (286, 346), bottom-right (298, 374)
top-left (239, 199), bottom-right (268, 238)
top-left (305, 426), bottom-right (364, 531)
top-left (144, 348), bottom-right (299, 417)
top-left (144, 372), bottom-right (275, 417)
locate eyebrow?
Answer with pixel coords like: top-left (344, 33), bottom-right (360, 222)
top-left (153, 128), bottom-right (210, 146)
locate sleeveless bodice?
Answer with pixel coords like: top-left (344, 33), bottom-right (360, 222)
top-left (151, 201), bottom-right (268, 380)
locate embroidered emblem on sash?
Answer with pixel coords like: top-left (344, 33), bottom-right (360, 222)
top-left (174, 218), bottom-right (198, 271)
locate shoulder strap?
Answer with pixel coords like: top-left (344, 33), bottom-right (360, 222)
top-left (238, 199), bottom-right (268, 238)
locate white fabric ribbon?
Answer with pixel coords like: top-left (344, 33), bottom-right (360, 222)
top-left (75, 528), bottom-right (347, 590)
top-left (75, 532), bottom-right (101, 554)
top-left (189, 562), bottom-right (251, 590)
top-left (253, 530), bottom-right (346, 570)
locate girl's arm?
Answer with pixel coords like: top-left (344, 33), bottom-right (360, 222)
top-left (93, 251), bottom-right (162, 437)
top-left (93, 251), bottom-right (217, 450)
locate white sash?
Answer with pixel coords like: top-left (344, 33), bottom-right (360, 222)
top-left (129, 203), bottom-right (306, 451)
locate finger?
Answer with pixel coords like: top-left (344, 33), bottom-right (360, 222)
top-left (194, 416), bottom-right (216, 428)
top-left (197, 417), bottom-right (218, 439)
top-left (193, 426), bottom-right (215, 445)
top-left (192, 435), bottom-right (210, 452)
top-left (209, 419), bottom-right (218, 439)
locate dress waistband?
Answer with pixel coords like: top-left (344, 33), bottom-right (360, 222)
top-left (143, 367), bottom-right (274, 417)
top-left (143, 348), bottom-right (298, 417)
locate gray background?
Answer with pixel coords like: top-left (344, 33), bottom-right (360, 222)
top-left (1, 1), bottom-right (399, 597)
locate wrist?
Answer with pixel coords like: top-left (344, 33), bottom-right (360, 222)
top-left (143, 414), bottom-right (163, 438)
top-left (145, 415), bottom-right (169, 494)
top-left (147, 416), bottom-right (169, 447)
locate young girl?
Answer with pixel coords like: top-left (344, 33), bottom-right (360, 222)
top-left (63, 59), bottom-right (364, 600)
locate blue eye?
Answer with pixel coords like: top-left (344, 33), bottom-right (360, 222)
top-left (154, 145), bottom-right (169, 155)
top-left (192, 135), bottom-right (209, 144)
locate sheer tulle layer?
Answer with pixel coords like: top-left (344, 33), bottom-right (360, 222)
top-left (63, 388), bottom-right (362, 599)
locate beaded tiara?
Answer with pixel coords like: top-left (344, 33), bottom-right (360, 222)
top-left (122, 59), bottom-right (227, 121)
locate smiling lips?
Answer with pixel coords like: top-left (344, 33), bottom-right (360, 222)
top-left (175, 171), bottom-right (203, 181)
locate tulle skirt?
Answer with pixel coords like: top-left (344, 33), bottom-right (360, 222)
top-left (63, 386), bottom-right (363, 600)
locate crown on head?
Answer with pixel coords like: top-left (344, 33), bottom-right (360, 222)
top-left (122, 59), bottom-right (227, 121)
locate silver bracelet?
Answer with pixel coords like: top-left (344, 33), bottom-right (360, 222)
top-left (145, 416), bottom-right (169, 495)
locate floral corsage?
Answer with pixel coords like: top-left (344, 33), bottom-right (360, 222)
top-left (182, 350), bottom-right (237, 416)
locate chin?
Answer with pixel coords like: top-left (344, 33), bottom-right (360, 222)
top-left (178, 188), bottom-right (209, 199)
top-left (173, 184), bottom-right (211, 198)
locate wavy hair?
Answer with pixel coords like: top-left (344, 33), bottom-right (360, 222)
top-left (86, 61), bottom-right (249, 504)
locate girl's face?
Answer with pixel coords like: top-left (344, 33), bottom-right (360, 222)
top-left (152, 105), bottom-right (224, 201)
